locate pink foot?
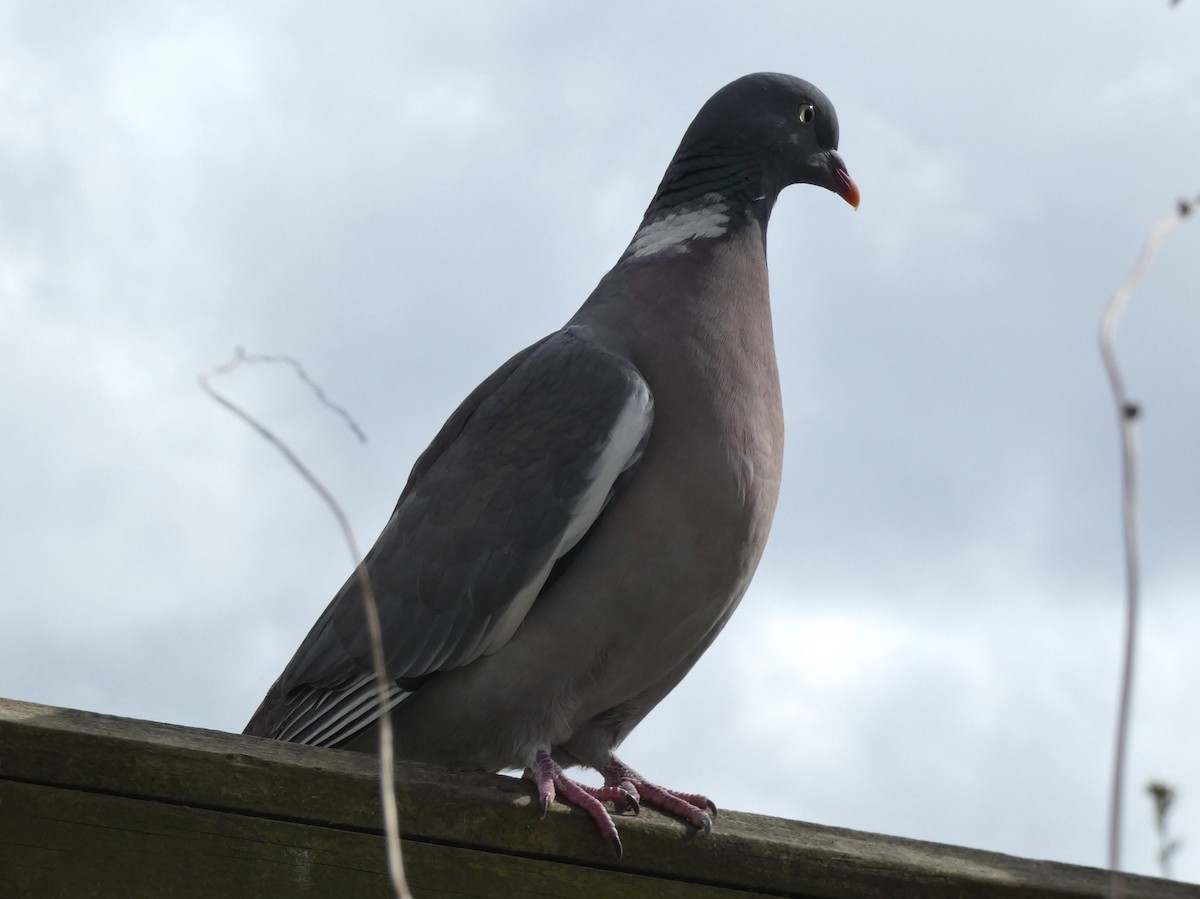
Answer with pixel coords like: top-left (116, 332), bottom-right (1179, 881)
top-left (527, 749), bottom-right (628, 859)
top-left (523, 751), bottom-right (715, 857)
top-left (599, 758), bottom-right (716, 834)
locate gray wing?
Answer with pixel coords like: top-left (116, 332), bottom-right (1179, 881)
top-left (244, 326), bottom-right (653, 746)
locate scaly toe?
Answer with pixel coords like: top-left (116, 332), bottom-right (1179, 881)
top-left (628, 780), bottom-right (715, 834)
top-left (672, 790), bottom-right (718, 818)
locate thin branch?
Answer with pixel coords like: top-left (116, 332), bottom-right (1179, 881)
top-left (1098, 194), bottom-right (1196, 899)
top-left (225, 346), bottom-right (368, 443)
top-left (200, 351), bottom-right (412, 899)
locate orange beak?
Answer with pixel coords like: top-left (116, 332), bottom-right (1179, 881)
top-left (828, 151), bottom-right (860, 210)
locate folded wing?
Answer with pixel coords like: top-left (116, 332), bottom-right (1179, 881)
top-left (244, 326), bottom-right (653, 747)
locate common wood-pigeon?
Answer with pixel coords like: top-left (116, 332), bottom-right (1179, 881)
top-left (245, 71), bottom-right (859, 857)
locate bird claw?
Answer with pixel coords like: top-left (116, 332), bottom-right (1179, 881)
top-left (527, 750), bottom-right (624, 853)
top-left (528, 750), bottom-right (557, 819)
top-left (601, 758), bottom-right (717, 835)
top-left (608, 832), bottom-right (624, 861)
top-left (524, 750), bottom-right (716, 855)
top-left (583, 782), bottom-right (639, 815)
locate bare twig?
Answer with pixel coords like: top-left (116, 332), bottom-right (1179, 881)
top-left (1147, 781), bottom-right (1183, 879)
top-left (200, 351), bottom-right (412, 899)
top-left (226, 346), bottom-right (368, 443)
top-left (1098, 195), bottom-right (1196, 899)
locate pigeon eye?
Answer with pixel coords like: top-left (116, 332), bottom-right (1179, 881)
top-left (797, 104), bottom-right (816, 125)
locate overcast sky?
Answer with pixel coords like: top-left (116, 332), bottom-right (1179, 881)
top-left (2, 0), bottom-right (1198, 884)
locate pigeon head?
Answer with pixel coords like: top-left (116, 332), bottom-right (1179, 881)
top-left (648, 72), bottom-right (860, 221)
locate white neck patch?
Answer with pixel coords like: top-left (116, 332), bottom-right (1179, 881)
top-left (626, 193), bottom-right (731, 259)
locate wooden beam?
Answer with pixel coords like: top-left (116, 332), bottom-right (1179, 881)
top-left (0, 698), bottom-right (1194, 897)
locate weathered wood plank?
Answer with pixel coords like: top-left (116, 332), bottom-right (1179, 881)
top-left (0, 781), bottom-right (753, 899)
top-left (0, 698), bottom-right (1195, 898)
